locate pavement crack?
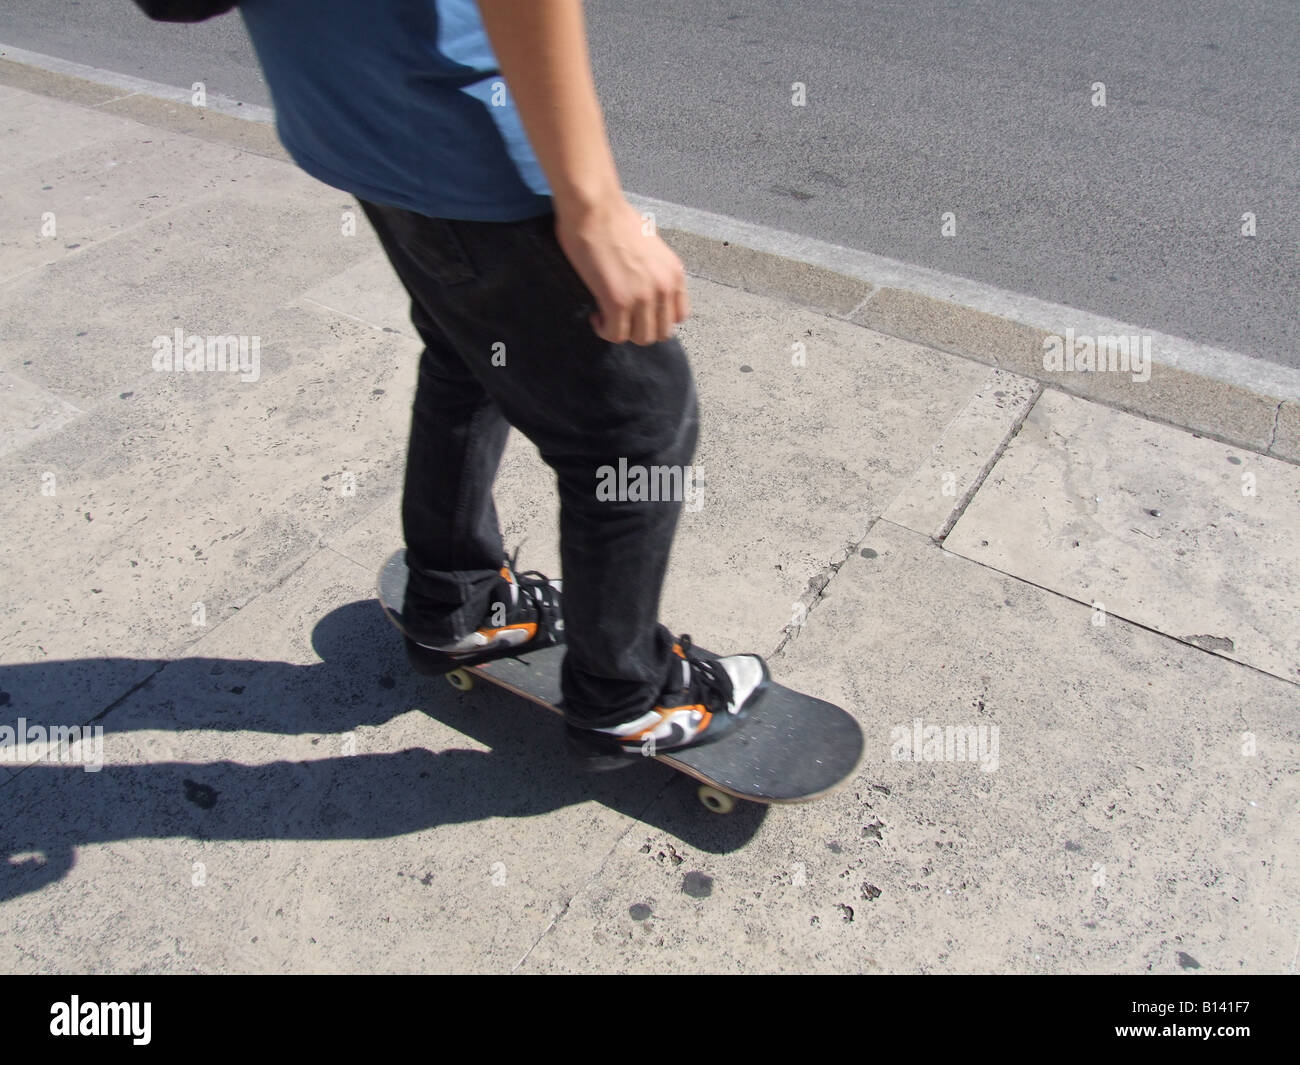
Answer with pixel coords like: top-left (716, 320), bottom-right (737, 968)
top-left (772, 519), bottom-right (877, 656)
top-left (509, 780), bottom-right (673, 973)
top-left (85, 662), bottom-right (169, 725)
top-left (0, 659), bottom-right (170, 792)
top-left (935, 381), bottom-right (1043, 544)
top-left (1266, 400), bottom-right (1283, 454)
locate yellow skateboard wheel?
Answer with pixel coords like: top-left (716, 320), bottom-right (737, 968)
top-left (697, 785), bottom-right (735, 814)
top-left (446, 669), bottom-right (474, 692)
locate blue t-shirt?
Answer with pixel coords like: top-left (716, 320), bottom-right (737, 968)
top-left (239, 0), bottom-right (552, 221)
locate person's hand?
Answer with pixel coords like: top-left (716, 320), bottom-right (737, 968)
top-left (554, 197), bottom-right (689, 345)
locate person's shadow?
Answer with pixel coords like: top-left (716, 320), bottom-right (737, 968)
top-left (0, 600), bottom-right (765, 902)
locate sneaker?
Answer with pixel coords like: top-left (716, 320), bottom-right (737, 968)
top-left (406, 552), bottom-right (562, 673)
top-left (566, 635), bottom-right (768, 769)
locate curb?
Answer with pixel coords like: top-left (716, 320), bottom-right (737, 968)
top-left (635, 198), bottom-right (1298, 465)
top-left (3, 44), bottom-right (1295, 464)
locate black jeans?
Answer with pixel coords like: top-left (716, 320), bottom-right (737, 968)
top-left (360, 200), bottom-right (698, 727)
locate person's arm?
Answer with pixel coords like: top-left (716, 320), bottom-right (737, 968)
top-left (475, 0), bottom-right (688, 345)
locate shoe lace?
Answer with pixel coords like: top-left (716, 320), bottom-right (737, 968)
top-left (505, 547), bottom-right (562, 631)
top-left (677, 634), bottom-right (734, 714)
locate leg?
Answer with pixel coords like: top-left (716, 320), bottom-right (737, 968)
top-left (547, 357), bottom-right (698, 727)
top-left (362, 201), bottom-right (511, 644)
top-left (361, 201), bottom-right (696, 725)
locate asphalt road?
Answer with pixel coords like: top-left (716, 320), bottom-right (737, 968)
top-left (3, 0), bottom-right (1296, 367)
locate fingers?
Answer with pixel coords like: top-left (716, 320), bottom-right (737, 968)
top-left (655, 258), bottom-right (686, 343)
top-left (630, 300), bottom-right (656, 347)
top-left (591, 291), bottom-right (650, 345)
top-left (593, 300), bottom-right (633, 346)
top-left (654, 287), bottom-right (673, 346)
top-left (594, 276), bottom-right (688, 346)
top-left (581, 228), bottom-right (689, 345)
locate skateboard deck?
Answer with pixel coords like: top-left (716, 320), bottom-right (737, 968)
top-left (378, 549), bottom-right (864, 812)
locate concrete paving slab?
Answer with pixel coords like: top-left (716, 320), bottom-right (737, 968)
top-left (0, 546), bottom-right (761, 972)
top-left (0, 119), bottom-right (292, 282)
top-left (946, 390), bottom-right (1300, 684)
top-left (0, 364), bottom-right (83, 457)
top-left (882, 367), bottom-right (1038, 540)
top-left (657, 279), bottom-right (993, 650)
top-left (0, 173), bottom-right (375, 407)
top-left (520, 522), bottom-right (1299, 973)
top-left (298, 248), bottom-right (414, 338)
top-left (0, 306), bottom-right (416, 736)
top-left (0, 85), bottom-right (142, 174)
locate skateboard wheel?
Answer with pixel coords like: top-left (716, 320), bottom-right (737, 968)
top-left (697, 785), bottom-right (735, 815)
top-left (446, 669), bottom-right (474, 692)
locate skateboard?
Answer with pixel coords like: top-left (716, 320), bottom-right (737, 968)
top-left (378, 549), bottom-right (864, 813)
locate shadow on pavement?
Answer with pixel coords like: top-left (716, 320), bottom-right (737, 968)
top-left (0, 600), bottom-right (766, 902)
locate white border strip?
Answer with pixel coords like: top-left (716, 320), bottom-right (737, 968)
top-left (5, 42), bottom-right (1296, 404)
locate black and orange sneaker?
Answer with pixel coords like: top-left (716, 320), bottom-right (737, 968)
top-left (405, 554), bottom-right (563, 675)
top-left (565, 636), bottom-right (768, 769)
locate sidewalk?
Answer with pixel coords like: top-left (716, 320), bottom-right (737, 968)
top-left (0, 69), bottom-right (1296, 974)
